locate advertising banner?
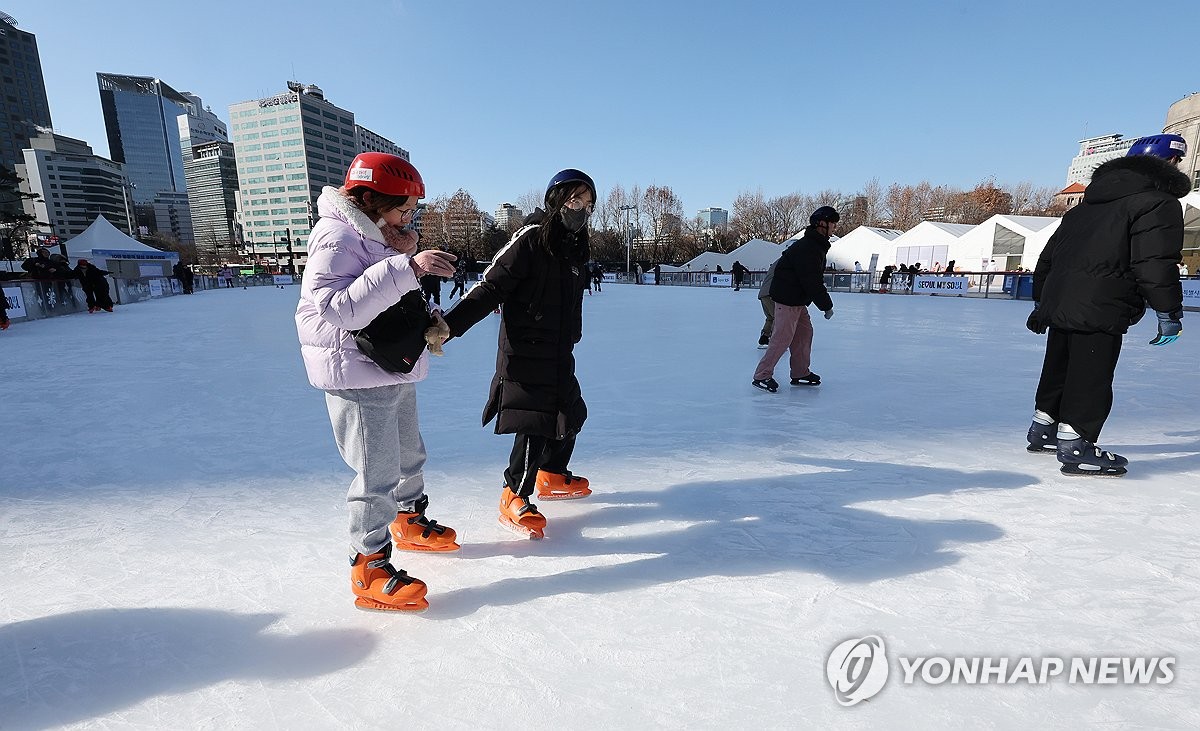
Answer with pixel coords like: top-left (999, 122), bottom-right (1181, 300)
top-left (3, 286), bottom-right (26, 318)
top-left (913, 275), bottom-right (969, 294)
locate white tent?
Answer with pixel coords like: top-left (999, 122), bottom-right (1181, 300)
top-left (953, 215), bottom-right (1061, 272)
top-left (64, 216), bottom-right (179, 264)
top-left (890, 221), bottom-right (975, 271)
top-left (826, 226), bottom-right (903, 271)
top-left (682, 251), bottom-right (730, 272)
top-left (724, 239), bottom-right (785, 271)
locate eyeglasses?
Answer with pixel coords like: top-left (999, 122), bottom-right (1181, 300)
top-left (395, 207), bottom-right (420, 222)
top-left (565, 197), bottom-right (595, 215)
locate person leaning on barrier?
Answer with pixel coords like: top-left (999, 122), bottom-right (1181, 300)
top-left (74, 259), bottom-right (114, 313)
top-left (1024, 133), bottom-right (1190, 478)
top-left (22, 247), bottom-right (70, 279)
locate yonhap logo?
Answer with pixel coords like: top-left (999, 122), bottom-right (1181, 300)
top-left (827, 635), bottom-right (889, 706)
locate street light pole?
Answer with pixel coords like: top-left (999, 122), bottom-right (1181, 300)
top-left (619, 204), bottom-right (636, 276)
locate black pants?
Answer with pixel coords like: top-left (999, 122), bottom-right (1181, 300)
top-left (1034, 328), bottom-right (1122, 443)
top-left (450, 281), bottom-right (465, 299)
top-left (504, 433), bottom-right (576, 498)
top-left (82, 282), bottom-right (114, 310)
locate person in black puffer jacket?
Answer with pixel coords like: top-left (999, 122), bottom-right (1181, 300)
top-left (752, 205), bottom-right (838, 392)
top-left (1025, 134), bottom-right (1190, 477)
top-left (443, 168), bottom-right (596, 538)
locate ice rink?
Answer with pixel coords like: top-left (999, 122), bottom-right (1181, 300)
top-left (2, 280), bottom-right (1197, 729)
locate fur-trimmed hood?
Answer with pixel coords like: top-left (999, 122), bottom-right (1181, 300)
top-left (1085, 155), bottom-right (1191, 204)
top-left (316, 186), bottom-right (386, 243)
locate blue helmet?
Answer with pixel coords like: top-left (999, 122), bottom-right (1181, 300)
top-left (545, 168), bottom-right (596, 205)
top-left (1126, 134), bottom-right (1187, 161)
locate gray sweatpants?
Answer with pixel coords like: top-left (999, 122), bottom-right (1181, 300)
top-left (325, 384), bottom-right (427, 556)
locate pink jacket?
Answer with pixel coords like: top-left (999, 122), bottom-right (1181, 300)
top-left (295, 187), bottom-right (428, 390)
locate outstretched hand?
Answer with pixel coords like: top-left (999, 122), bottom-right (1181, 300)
top-left (411, 250), bottom-right (457, 278)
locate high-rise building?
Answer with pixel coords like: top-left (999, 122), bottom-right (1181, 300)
top-left (17, 131), bottom-right (132, 238)
top-left (228, 81), bottom-right (409, 271)
top-left (183, 141), bottom-right (238, 261)
top-left (174, 92), bottom-right (238, 262)
top-left (494, 202), bottom-right (524, 230)
top-left (97, 72), bottom-right (193, 243)
top-left (356, 124), bottom-right (409, 159)
top-left (698, 207), bottom-right (729, 229)
top-left (1065, 134), bottom-right (1134, 185)
top-left (178, 92), bottom-right (228, 161)
top-left (0, 12), bottom-right (52, 175)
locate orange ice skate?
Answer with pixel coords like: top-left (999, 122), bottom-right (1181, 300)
top-left (390, 496), bottom-right (459, 552)
top-left (536, 470), bottom-right (591, 501)
top-left (350, 544), bottom-right (428, 611)
top-left (499, 486), bottom-right (547, 539)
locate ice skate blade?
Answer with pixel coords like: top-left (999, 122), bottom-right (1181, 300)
top-left (1059, 464), bottom-right (1127, 478)
top-left (354, 596), bottom-right (429, 612)
top-left (1026, 444), bottom-right (1057, 454)
top-left (498, 515), bottom-right (544, 539)
top-left (393, 540), bottom-right (461, 553)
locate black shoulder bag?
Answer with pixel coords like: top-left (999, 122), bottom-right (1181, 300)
top-left (352, 289), bottom-right (433, 374)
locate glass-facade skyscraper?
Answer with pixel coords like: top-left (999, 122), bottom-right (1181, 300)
top-left (97, 72), bottom-right (193, 243)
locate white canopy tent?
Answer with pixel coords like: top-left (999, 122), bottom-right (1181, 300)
top-left (952, 215), bottom-right (1061, 272)
top-left (63, 216), bottom-right (178, 277)
top-left (64, 216), bottom-right (178, 262)
top-left (889, 222), bottom-right (975, 271)
top-left (826, 227), bottom-right (903, 271)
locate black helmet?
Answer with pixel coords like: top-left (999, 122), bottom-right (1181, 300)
top-left (809, 206), bottom-right (840, 225)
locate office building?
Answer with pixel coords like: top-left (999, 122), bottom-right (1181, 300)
top-left (228, 81), bottom-right (409, 270)
top-left (494, 202), bottom-right (524, 230)
top-left (17, 130), bottom-right (131, 239)
top-left (0, 12), bottom-right (52, 175)
top-left (97, 72), bottom-right (193, 243)
top-left (1065, 134), bottom-right (1134, 185)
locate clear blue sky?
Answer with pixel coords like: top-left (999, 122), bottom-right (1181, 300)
top-left (9, 0), bottom-right (1198, 214)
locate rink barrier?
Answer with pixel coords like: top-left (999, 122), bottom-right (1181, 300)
top-left (611, 271), bottom-right (1200, 310)
top-left (1, 274), bottom-right (300, 324)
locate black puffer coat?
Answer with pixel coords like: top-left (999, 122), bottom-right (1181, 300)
top-left (443, 209), bottom-right (589, 439)
top-left (768, 228), bottom-right (834, 311)
top-left (1033, 155), bottom-right (1189, 334)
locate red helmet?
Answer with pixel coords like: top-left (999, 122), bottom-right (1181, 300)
top-left (344, 153), bottom-right (425, 198)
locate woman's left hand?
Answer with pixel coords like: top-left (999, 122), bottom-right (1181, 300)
top-left (381, 224), bottom-right (418, 254)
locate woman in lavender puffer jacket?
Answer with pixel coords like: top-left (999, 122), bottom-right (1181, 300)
top-left (296, 153), bottom-right (456, 612)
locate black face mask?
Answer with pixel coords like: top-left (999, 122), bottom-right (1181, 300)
top-left (560, 207), bottom-right (589, 233)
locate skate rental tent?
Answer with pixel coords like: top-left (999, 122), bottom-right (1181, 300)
top-left (63, 215), bottom-right (179, 278)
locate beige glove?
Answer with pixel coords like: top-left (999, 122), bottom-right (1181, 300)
top-left (424, 312), bottom-right (451, 355)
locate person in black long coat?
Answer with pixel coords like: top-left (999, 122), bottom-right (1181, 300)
top-left (1025, 135), bottom-right (1190, 476)
top-left (443, 168), bottom-right (596, 538)
top-left (74, 259), bottom-right (114, 312)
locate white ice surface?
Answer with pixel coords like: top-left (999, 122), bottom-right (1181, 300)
top-left (1, 282), bottom-right (1198, 729)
